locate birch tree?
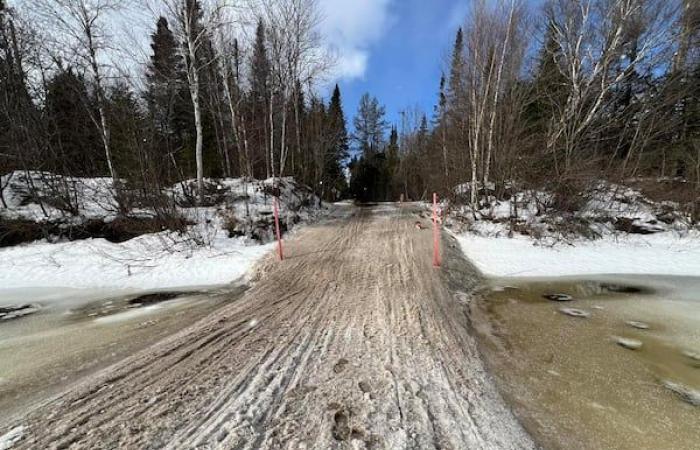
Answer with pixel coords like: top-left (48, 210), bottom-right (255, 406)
top-left (254, 0), bottom-right (329, 180)
top-left (158, 0), bottom-right (231, 204)
top-left (462, 0), bottom-right (528, 206)
top-left (543, 0), bottom-right (679, 174)
top-left (30, 0), bottom-right (128, 187)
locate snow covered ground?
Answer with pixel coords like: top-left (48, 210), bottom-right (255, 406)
top-left (0, 232), bottom-right (274, 291)
top-left (451, 181), bottom-right (695, 238)
top-left (448, 181), bottom-right (700, 278)
top-left (454, 231), bottom-right (700, 278)
top-left (0, 172), bottom-right (323, 293)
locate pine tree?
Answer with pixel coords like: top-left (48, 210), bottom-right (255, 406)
top-left (0, 1), bottom-right (31, 162)
top-left (0, 0), bottom-right (35, 205)
top-left (435, 74), bottom-right (449, 179)
top-left (108, 82), bottom-right (147, 186)
top-left (327, 85), bottom-right (349, 163)
top-left (353, 93), bottom-right (388, 156)
top-left (418, 115), bottom-right (429, 144)
top-left (529, 16), bottom-right (568, 134)
top-left (45, 68), bottom-right (103, 176)
top-left (145, 16), bottom-right (194, 182)
top-left (248, 18), bottom-right (271, 178)
top-left (325, 84), bottom-right (349, 196)
top-left (385, 126), bottom-right (400, 197)
top-left (146, 18), bottom-right (185, 141)
top-left (446, 28), bottom-right (464, 116)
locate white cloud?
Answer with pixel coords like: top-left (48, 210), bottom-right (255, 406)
top-left (319, 0), bottom-right (394, 82)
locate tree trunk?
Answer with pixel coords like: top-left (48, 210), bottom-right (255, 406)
top-left (269, 90), bottom-right (276, 180)
top-left (192, 78), bottom-right (204, 203)
top-left (184, 7), bottom-right (204, 204)
top-left (87, 34), bottom-right (117, 187)
top-left (484, 0), bottom-right (515, 188)
top-left (279, 87), bottom-right (288, 177)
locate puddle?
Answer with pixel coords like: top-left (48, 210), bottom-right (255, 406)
top-left (474, 274), bottom-right (700, 450)
top-left (0, 286), bottom-right (245, 427)
top-left (92, 303), bottom-right (166, 325)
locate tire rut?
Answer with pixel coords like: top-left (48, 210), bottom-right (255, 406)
top-left (11, 204), bottom-right (534, 450)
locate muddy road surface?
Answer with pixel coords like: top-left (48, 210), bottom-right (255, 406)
top-left (8, 204), bottom-right (533, 449)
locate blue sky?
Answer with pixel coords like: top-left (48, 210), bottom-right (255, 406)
top-left (324, 0), bottom-right (469, 130)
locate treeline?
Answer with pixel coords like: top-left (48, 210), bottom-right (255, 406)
top-left (0, 0), bottom-right (349, 214)
top-left (350, 0), bottom-right (699, 210)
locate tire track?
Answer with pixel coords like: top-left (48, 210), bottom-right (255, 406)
top-left (10, 204), bottom-right (534, 449)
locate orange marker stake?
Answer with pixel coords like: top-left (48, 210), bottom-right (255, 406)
top-left (432, 193), bottom-right (441, 267)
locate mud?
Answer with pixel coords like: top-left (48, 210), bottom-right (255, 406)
top-left (5, 204), bottom-right (533, 449)
top-left (474, 276), bottom-right (700, 450)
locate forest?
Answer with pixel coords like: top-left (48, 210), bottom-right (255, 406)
top-left (0, 0), bottom-right (348, 224)
top-left (1, 0), bottom-right (699, 233)
top-left (349, 0), bottom-right (699, 221)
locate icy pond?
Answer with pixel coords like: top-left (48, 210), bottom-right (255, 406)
top-left (0, 286), bottom-right (243, 427)
top-left (474, 274), bottom-right (700, 450)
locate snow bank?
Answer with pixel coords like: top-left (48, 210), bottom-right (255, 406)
top-left (455, 231), bottom-right (700, 278)
top-left (450, 180), bottom-right (695, 240)
top-left (1, 172), bottom-right (322, 231)
top-left (1, 172), bottom-right (118, 222)
top-left (446, 179), bottom-right (700, 278)
top-left (0, 172), bottom-right (330, 291)
top-left (0, 231), bottom-right (274, 291)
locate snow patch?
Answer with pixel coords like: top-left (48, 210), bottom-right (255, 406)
top-left (454, 231), bottom-right (700, 278)
top-left (0, 232), bottom-right (274, 291)
top-left (448, 180), bottom-right (700, 278)
top-left (448, 180), bottom-right (696, 242)
top-left (0, 172), bottom-right (326, 291)
top-left (0, 426), bottom-right (24, 450)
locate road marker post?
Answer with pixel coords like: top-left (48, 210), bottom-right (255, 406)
top-left (432, 193), bottom-right (441, 267)
top-left (273, 196), bottom-right (284, 261)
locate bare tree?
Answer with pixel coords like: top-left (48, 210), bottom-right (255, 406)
top-left (254, 0), bottom-right (330, 181)
top-left (29, 0), bottom-right (130, 188)
top-left (156, 0), bottom-right (232, 204)
top-left (544, 0), bottom-right (679, 175)
top-left (461, 0), bottom-right (528, 206)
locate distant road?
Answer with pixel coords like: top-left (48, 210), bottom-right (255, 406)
top-left (12, 204), bottom-right (534, 449)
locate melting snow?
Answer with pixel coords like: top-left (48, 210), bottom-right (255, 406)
top-left (455, 230), bottom-right (700, 278)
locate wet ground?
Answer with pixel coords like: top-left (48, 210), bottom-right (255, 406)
top-left (5, 204), bottom-right (533, 450)
top-left (0, 286), bottom-right (243, 427)
top-left (473, 274), bottom-right (700, 450)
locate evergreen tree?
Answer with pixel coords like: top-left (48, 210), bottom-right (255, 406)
top-left (349, 93), bottom-right (391, 201)
top-left (0, 0), bottom-right (33, 175)
top-left (324, 85), bottom-right (349, 197)
top-left (385, 126), bottom-right (400, 197)
top-left (108, 82), bottom-right (147, 185)
top-left (248, 18), bottom-right (271, 178)
top-left (327, 86), bottom-right (349, 166)
top-left (434, 75), bottom-right (447, 127)
top-left (146, 18), bottom-right (180, 131)
top-left (145, 16), bottom-right (190, 160)
top-left (446, 28), bottom-right (464, 116)
top-left (45, 68), bottom-right (103, 176)
top-left (353, 93), bottom-right (388, 156)
top-left (418, 115), bottom-right (429, 143)
top-left (434, 74), bottom-right (450, 179)
top-left (349, 152), bottom-right (390, 202)
top-left (528, 16), bottom-right (568, 134)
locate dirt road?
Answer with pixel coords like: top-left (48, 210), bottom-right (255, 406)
top-left (10, 204), bottom-right (534, 449)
